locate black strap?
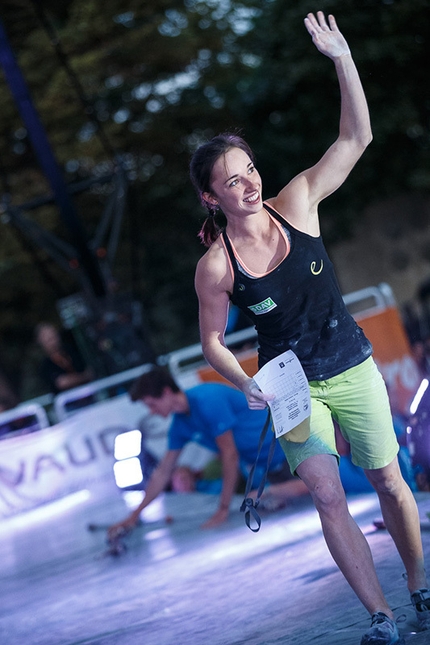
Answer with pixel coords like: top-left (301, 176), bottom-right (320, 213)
top-left (240, 409), bottom-right (277, 532)
top-left (221, 229), bottom-right (237, 271)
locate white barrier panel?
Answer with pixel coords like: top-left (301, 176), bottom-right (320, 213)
top-left (0, 395), bottom-right (151, 519)
top-left (0, 403), bottom-right (50, 439)
top-left (0, 394), bottom-right (212, 518)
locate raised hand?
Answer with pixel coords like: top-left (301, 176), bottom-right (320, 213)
top-left (304, 12), bottom-right (350, 60)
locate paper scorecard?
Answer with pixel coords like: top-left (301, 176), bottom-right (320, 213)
top-left (253, 350), bottom-right (311, 439)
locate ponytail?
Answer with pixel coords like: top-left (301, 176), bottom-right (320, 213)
top-left (198, 213), bottom-right (222, 248)
top-left (190, 132), bottom-right (255, 247)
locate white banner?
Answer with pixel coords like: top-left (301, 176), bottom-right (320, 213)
top-left (0, 396), bottom-right (148, 518)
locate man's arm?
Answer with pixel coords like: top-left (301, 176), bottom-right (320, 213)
top-left (201, 430), bottom-right (239, 529)
top-left (107, 449), bottom-right (180, 538)
top-left (55, 367), bottom-right (94, 391)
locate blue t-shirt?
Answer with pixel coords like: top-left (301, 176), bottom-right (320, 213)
top-left (168, 383), bottom-right (286, 468)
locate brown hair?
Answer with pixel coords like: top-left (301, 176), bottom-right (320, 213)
top-left (189, 133), bottom-right (255, 247)
top-left (129, 366), bottom-right (180, 401)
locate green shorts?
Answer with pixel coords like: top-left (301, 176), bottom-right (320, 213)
top-left (278, 356), bottom-right (399, 475)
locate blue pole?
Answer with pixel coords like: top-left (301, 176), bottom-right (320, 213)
top-left (0, 18), bottom-right (106, 297)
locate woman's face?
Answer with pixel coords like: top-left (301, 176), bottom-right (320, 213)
top-left (203, 147), bottom-right (262, 217)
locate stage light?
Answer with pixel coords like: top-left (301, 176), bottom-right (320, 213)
top-left (113, 429), bottom-right (158, 491)
top-left (409, 378), bottom-right (429, 415)
top-left (113, 430), bottom-right (144, 488)
top-left (114, 429), bottom-right (142, 460)
top-left (113, 457), bottom-right (143, 488)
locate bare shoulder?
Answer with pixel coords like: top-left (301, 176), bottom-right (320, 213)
top-left (266, 172), bottom-right (316, 231)
top-left (196, 237), bottom-right (226, 277)
top-left (195, 237), bottom-right (233, 295)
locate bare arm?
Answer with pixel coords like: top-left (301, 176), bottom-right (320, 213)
top-left (55, 367), bottom-right (94, 391)
top-left (193, 14), bottom-right (368, 407)
top-left (271, 12), bottom-right (372, 234)
top-left (201, 430), bottom-right (239, 528)
top-left (107, 449), bottom-right (180, 537)
top-left (195, 246), bottom-right (272, 409)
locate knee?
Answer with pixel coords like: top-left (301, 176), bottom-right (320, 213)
top-left (367, 469), bottom-right (405, 499)
top-left (310, 476), bottom-right (347, 515)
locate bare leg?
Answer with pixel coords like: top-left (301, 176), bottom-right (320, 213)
top-left (264, 479), bottom-right (310, 497)
top-left (250, 478), bottom-right (310, 504)
top-left (365, 458), bottom-right (428, 593)
top-left (297, 454), bottom-right (393, 616)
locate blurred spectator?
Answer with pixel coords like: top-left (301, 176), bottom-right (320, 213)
top-left (402, 300), bottom-right (425, 347)
top-left (108, 366), bottom-right (309, 537)
top-left (35, 322), bottom-right (94, 394)
top-left (0, 396), bottom-right (14, 438)
top-left (410, 340), bottom-right (429, 379)
top-left (402, 300), bottom-right (430, 378)
top-left (0, 396), bottom-right (14, 413)
top-left (0, 367), bottom-right (19, 409)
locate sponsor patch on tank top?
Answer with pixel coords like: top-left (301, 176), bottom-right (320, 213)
top-left (247, 297), bottom-right (277, 315)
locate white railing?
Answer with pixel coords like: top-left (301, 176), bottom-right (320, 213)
top-left (53, 362), bottom-right (154, 421)
top-left (160, 326), bottom-right (258, 380)
top-left (343, 282), bottom-right (396, 316)
top-left (0, 402), bottom-right (50, 440)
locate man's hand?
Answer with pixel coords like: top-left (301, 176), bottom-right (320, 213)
top-left (304, 12), bottom-right (350, 60)
top-left (200, 506), bottom-right (230, 529)
top-left (107, 513), bottom-right (139, 540)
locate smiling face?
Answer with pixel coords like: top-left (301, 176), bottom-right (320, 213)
top-left (203, 147), bottom-right (262, 218)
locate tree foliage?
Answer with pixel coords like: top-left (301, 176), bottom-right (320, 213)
top-left (0, 0), bottom-right (429, 397)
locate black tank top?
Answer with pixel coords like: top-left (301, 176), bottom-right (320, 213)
top-left (222, 203), bottom-right (372, 380)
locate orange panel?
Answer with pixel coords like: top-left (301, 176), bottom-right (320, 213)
top-left (355, 306), bottom-right (421, 414)
top-left (197, 353), bottom-right (258, 386)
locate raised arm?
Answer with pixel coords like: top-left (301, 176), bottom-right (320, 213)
top-left (272, 12), bottom-right (372, 232)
